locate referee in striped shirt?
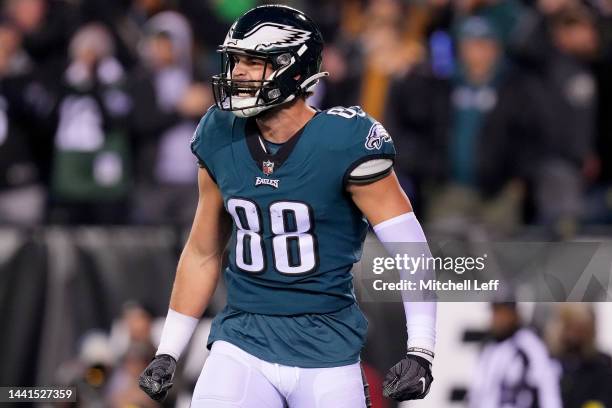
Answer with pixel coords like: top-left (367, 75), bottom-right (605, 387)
top-left (468, 303), bottom-right (562, 408)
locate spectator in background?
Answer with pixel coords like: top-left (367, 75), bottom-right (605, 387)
top-left (48, 23), bottom-right (133, 224)
top-left (532, 6), bottom-right (598, 232)
top-left (79, 0), bottom-right (176, 71)
top-left (388, 16), bottom-right (543, 234)
top-left (0, 21), bottom-right (47, 225)
top-left (447, 17), bottom-right (506, 189)
top-left (422, 0), bottom-right (530, 53)
top-left (587, 0), bottom-right (612, 223)
top-left (301, 0), bottom-right (344, 41)
top-left (2, 0), bottom-right (79, 88)
top-left (597, 0), bottom-right (612, 55)
top-left (546, 304), bottom-right (612, 408)
top-left (104, 302), bottom-right (163, 406)
top-left (56, 331), bottom-right (116, 408)
top-left (454, 0), bottom-right (528, 46)
top-left (383, 54), bottom-right (450, 214)
top-left (468, 303), bottom-right (562, 408)
top-left (112, 0), bottom-right (173, 67)
top-left (107, 343), bottom-right (157, 408)
top-left (358, 0), bottom-right (424, 120)
top-left (109, 302), bottom-right (157, 359)
top-left (128, 11), bottom-right (210, 225)
top-left (308, 43), bottom-right (363, 110)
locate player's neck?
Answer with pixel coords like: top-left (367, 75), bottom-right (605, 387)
top-left (255, 99), bottom-right (316, 144)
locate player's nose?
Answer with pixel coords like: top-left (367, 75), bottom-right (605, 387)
top-left (232, 61), bottom-right (246, 78)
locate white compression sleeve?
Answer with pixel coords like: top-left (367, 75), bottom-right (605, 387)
top-left (373, 212), bottom-right (437, 362)
top-left (155, 308), bottom-right (199, 361)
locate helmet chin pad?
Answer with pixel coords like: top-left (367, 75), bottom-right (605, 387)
top-left (231, 95), bottom-right (268, 117)
top-left (231, 94), bottom-right (296, 118)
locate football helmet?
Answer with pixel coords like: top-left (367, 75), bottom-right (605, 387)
top-left (212, 4), bottom-right (327, 117)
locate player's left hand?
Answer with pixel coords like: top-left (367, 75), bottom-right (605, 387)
top-left (382, 354), bottom-right (433, 401)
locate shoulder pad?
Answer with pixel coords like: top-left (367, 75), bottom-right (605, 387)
top-left (322, 106), bottom-right (393, 152)
top-left (319, 106), bottom-right (396, 185)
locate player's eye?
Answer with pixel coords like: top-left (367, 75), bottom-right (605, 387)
top-left (245, 57), bottom-right (265, 66)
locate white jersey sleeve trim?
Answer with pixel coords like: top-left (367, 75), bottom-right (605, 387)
top-left (349, 158), bottom-right (394, 178)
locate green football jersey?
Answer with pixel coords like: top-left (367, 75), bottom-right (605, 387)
top-left (191, 105), bottom-right (396, 367)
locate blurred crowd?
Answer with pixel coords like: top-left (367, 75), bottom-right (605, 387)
top-left (55, 301), bottom-right (612, 407)
top-left (0, 0), bottom-right (611, 236)
top-left (56, 301), bottom-right (212, 408)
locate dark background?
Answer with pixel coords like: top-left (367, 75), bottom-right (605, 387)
top-left (1, 0), bottom-right (612, 407)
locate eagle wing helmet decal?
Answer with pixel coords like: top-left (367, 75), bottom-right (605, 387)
top-left (224, 23), bottom-right (312, 51)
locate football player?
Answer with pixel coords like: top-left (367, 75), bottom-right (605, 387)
top-left (139, 5), bottom-right (436, 407)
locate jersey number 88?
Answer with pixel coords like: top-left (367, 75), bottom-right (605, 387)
top-left (227, 198), bottom-right (317, 275)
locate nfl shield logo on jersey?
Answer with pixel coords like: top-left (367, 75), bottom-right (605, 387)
top-left (262, 160), bottom-right (275, 175)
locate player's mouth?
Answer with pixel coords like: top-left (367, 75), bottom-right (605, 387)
top-left (235, 87), bottom-right (257, 97)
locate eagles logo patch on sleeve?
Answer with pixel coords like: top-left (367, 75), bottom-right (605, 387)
top-left (365, 122), bottom-right (392, 150)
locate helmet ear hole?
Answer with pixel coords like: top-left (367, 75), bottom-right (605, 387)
top-left (276, 53), bottom-right (292, 67)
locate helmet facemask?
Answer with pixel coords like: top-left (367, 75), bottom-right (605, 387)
top-left (212, 48), bottom-right (303, 118)
top-left (212, 46), bottom-right (329, 118)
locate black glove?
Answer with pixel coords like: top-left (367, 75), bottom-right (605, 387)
top-left (383, 353), bottom-right (433, 401)
top-left (138, 354), bottom-right (177, 402)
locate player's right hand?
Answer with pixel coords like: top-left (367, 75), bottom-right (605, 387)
top-left (138, 354), bottom-right (177, 402)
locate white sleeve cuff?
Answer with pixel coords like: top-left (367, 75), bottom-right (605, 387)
top-left (373, 212), bottom-right (437, 356)
top-left (155, 308), bottom-right (199, 361)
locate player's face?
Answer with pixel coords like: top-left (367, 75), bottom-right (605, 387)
top-left (231, 54), bottom-right (271, 84)
top-left (228, 54), bottom-right (273, 98)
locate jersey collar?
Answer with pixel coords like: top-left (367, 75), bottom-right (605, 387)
top-left (244, 113), bottom-right (319, 175)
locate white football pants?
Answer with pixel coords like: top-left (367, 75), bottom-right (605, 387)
top-left (191, 340), bottom-right (367, 408)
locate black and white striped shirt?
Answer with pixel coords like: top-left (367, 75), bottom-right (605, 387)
top-left (469, 328), bottom-right (562, 408)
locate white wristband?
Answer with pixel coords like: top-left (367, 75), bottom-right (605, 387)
top-left (155, 308), bottom-right (199, 361)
